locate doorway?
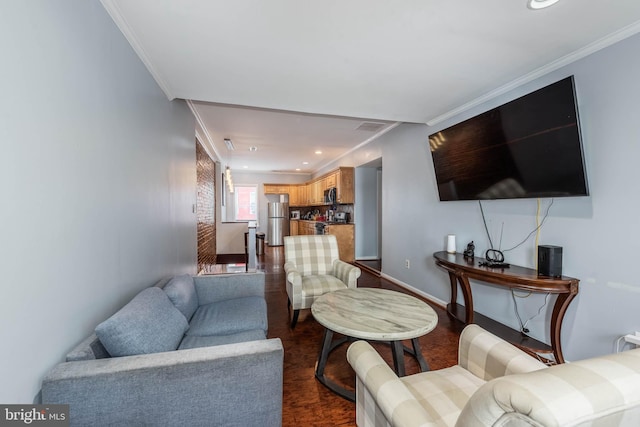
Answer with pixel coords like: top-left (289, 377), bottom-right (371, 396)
top-left (354, 158), bottom-right (382, 275)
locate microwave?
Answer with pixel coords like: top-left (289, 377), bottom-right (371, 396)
top-left (324, 187), bottom-right (336, 204)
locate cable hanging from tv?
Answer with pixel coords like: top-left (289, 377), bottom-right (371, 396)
top-left (512, 290), bottom-right (551, 336)
top-left (478, 198), bottom-right (555, 268)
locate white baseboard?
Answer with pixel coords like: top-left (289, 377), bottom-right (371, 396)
top-left (380, 273), bottom-right (448, 309)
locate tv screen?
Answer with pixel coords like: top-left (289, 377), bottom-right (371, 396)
top-left (429, 76), bottom-right (589, 201)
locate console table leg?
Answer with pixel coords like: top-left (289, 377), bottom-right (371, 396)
top-left (550, 290), bottom-right (577, 364)
top-left (458, 273), bottom-right (474, 324)
top-left (448, 272), bottom-right (458, 312)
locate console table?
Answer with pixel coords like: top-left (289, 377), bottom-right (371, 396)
top-left (433, 251), bottom-right (579, 363)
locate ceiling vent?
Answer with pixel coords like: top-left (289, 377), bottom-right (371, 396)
top-left (224, 138), bottom-right (235, 151)
top-left (356, 122), bottom-right (386, 132)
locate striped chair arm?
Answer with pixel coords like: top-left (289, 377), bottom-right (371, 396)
top-left (347, 341), bottom-right (433, 427)
top-left (456, 348), bottom-right (640, 426)
top-left (458, 324), bottom-right (547, 381)
top-left (284, 262), bottom-right (301, 285)
top-left (332, 259), bottom-right (361, 288)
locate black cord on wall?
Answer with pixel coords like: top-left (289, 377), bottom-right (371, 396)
top-left (478, 198), bottom-right (554, 253)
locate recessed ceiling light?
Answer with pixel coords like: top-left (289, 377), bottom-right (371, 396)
top-left (315, 150), bottom-right (322, 155)
top-left (249, 146), bottom-right (258, 152)
top-left (302, 161), bottom-right (309, 165)
top-left (528, 0), bottom-right (560, 9)
top-left (243, 165), bottom-right (248, 169)
top-left (295, 168), bottom-right (301, 171)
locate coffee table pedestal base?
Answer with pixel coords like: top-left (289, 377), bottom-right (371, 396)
top-left (315, 328), bottom-right (430, 401)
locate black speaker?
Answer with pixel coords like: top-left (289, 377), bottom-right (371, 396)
top-left (538, 245), bottom-right (563, 278)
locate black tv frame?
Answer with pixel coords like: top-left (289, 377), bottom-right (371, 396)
top-left (429, 76), bottom-right (589, 201)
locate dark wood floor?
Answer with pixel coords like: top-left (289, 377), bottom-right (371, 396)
top-left (255, 246), bottom-right (463, 426)
top-left (354, 258), bottom-right (381, 276)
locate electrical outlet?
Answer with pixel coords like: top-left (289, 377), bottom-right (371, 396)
top-left (405, 259), bottom-right (410, 269)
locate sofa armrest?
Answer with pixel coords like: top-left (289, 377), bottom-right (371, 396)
top-left (193, 272), bottom-right (265, 305)
top-left (347, 341), bottom-right (431, 427)
top-left (332, 260), bottom-right (361, 288)
top-left (456, 348), bottom-right (640, 427)
top-left (458, 324), bottom-right (547, 381)
top-left (42, 338), bottom-right (284, 426)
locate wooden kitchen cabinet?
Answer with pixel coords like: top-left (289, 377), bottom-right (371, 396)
top-left (290, 220), bottom-right (299, 236)
top-left (289, 185), bottom-right (302, 206)
top-left (264, 184), bottom-right (290, 194)
top-left (325, 173), bottom-right (337, 189)
top-left (297, 185), bottom-right (307, 207)
top-left (263, 166), bottom-right (354, 207)
top-left (292, 221), bottom-right (355, 262)
top-left (297, 220), bottom-right (315, 236)
top-left (325, 224), bottom-right (355, 263)
top-left (315, 180), bottom-right (324, 204)
top-left (336, 167), bottom-right (354, 204)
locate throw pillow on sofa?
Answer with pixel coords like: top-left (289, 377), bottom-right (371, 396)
top-left (163, 274), bottom-right (199, 321)
top-left (95, 287), bottom-right (189, 357)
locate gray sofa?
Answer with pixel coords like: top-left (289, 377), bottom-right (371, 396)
top-left (41, 272), bottom-right (284, 427)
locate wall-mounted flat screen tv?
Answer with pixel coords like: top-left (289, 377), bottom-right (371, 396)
top-left (429, 76), bottom-right (589, 201)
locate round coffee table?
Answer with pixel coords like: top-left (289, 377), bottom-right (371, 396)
top-left (311, 287), bottom-right (438, 401)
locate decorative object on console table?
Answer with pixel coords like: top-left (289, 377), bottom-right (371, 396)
top-left (433, 251), bottom-right (579, 364)
top-left (446, 234), bottom-right (456, 253)
top-left (538, 245), bottom-right (563, 278)
top-left (463, 241), bottom-right (475, 260)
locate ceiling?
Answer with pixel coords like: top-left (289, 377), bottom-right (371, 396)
top-left (189, 102), bottom-right (397, 173)
top-left (101, 0), bottom-right (640, 173)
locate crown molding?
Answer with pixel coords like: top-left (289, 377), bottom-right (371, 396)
top-left (426, 20), bottom-right (640, 127)
top-left (314, 122), bottom-right (401, 176)
top-left (100, 0), bottom-right (175, 100)
top-left (189, 101), bottom-right (225, 164)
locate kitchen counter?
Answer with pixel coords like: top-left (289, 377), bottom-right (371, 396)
top-left (292, 219), bottom-right (353, 225)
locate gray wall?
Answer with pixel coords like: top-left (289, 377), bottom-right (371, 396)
top-left (0, 2), bottom-right (196, 402)
top-left (328, 32), bottom-right (640, 361)
top-left (355, 166), bottom-right (381, 259)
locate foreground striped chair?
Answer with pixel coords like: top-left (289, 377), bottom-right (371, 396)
top-left (284, 234), bottom-right (361, 329)
top-left (348, 324), bottom-right (640, 427)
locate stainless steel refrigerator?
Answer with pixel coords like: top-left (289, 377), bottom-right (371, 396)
top-left (267, 202), bottom-right (289, 246)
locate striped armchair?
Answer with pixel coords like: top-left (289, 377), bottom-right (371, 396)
top-left (348, 324), bottom-right (640, 427)
top-left (284, 234), bottom-right (361, 328)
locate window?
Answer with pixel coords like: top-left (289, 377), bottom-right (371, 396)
top-left (234, 185), bottom-right (258, 221)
